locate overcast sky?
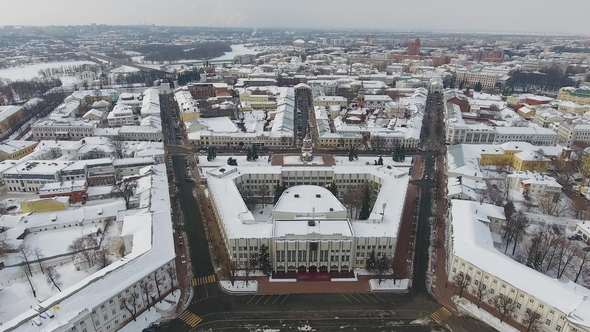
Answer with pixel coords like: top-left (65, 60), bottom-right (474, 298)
top-left (3, 0), bottom-right (588, 35)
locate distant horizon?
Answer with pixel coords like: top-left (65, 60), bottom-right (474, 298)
top-left (1, 24), bottom-right (588, 38)
top-left (2, 0), bottom-right (589, 37)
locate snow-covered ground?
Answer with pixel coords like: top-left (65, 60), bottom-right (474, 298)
top-left (454, 296), bottom-right (519, 332)
top-left (369, 279), bottom-right (409, 292)
top-left (0, 263), bottom-right (90, 326)
top-left (154, 289), bottom-right (181, 311)
top-left (219, 280), bottom-right (258, 293)
top-left (252, 204), bottom-right (274, 222)
top-left (0, 61), bottom-right (93, 81)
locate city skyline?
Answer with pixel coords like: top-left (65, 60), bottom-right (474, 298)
top-left (3, 0), bottom-right (589, 36)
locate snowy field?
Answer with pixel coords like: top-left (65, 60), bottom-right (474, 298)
top-left (0, 61), bottom-right (93, 81)
top-left (0, 263), bottom-right (91, 326)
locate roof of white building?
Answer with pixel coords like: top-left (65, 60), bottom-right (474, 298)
top-left (0, 105), bottom-right (22, 123)
top-left (0, 140), bottom-right (37, 155)
top-left (273, 185), bottom-right (345, 215)
top-left (274, 219), bottom-right (353, 237)
top-left (450, 199), bottom-right (590, 329)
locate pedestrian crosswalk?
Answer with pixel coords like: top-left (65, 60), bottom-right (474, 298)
top-left (430, 306), bottom-right (453, 323)
top-left (191, 274), bottom-right (216, 286)
top-left (178, 311), bottom-right (202, 327)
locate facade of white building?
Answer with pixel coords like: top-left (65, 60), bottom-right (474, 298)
top-left (447, 199), bottom-right (590, 332)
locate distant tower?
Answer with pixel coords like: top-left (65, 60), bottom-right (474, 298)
top-left (300, 128), bottom-right (313, 162)
top-left (407, 38), bottom-right (421, 56)
top-left (356, 81), bottom-right (366, 108)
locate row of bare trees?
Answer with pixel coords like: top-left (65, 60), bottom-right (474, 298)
top-left (122, 266), bottom-right (177, 321)
top-left (15, 244), bottom-right (63, 298)
top-left (453, 273), bottom-right (541, 330)
top-left (524, 225), bottom-right (590, 283)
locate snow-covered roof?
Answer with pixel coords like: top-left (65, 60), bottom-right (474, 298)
top-left (0, 105), bottom-right (22, 123)
top-left (450, 199), bottom-right (590, 328)
top-left (274, 219), bottom-right (353, 238)
top-left (273, 185), bottom-right (345, 215)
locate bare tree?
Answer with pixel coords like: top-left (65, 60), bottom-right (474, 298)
top-left (96, 250), bottom-right (110, 269)
top-left (140, 279), bottom-right (154, 310)
top-left (68, 235), bottom-right (99, 268)
top-left (153, 272), bottom-right (163, 302)
top-left (452, 273), bottom-right (471, 298)
top-left (18, 244), bottom-right (33, 277)
top-left (537, 193), bottom-right (568, 217)
top-left (33, 247), bottom-right (45, 274)
top-left (574, 248), bottom-right (590, 283)
top-left (491, 293), bottom-right (516, 323)
top-left (122, 291), bottom-right (140, 321)
top-left (0, 232), bottom-right (9, 258)
top-left (222, 260), bottom-right (239, 286)
top-left (20, 263), bottom-right (36, 298)
top-left (166, 266), bottom-right (177, 287)
top-left (81, 148), bottom-right (107, 160)
top-left (570, 199), bottom-right (590, 220)
top-left (472, 279), bottom-right (487, 308)
top-left (556, 241), bottom-right (579, 279)
top-left (243, 260), bottom-right (253, 286)
top-left (45, 265), bottom-right (62, 292)
top-left (108, 135), bottom-right (127, 159)
top-left (524, 310), bottom-right (541, 332)
top-left (112, 179), bottom-right (137, 209)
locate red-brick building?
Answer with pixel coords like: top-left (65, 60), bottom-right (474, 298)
top-left (38, 180), bottom-right (88, 203)
top-left (187, 83), bottom-right (216, 100)
top-left (525, 96), bottom-right (553, 106)
top-left (407, 38), bottom-right (421, 56)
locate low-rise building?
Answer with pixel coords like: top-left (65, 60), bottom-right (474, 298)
top-left (557, 118), bottom-right (590, 147)
top-left (20, 197), bottom-right (70, 213)
top-left (38, 180), bottom-right (88, 203)
top-left (2, 160), bottom-right (74, 193)
top-left (314, 96), bottom-right (347, 108)
top-left (507, 171), bottom-right (562, 197)
top-left (107, 104), bottom-right (136, 127)
top-left (0, 105), bottom-right (24, 134)
top-left (31, 117), bottom-right (97, 140)
top-left (0, 140), bottom-right (38, 161)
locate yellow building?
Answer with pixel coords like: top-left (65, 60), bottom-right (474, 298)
top-left (558, 87), bottom-right (590, 105)
top-left (239, 91), bottom-right (277, 111)
top-left (0, 105), bottom-right (24, 133)
top-left (313, 96), bottom-right (348, 108)
top-left (478, 143), bottom-right (550, 172)
top-left (20, 197), bottom-right (70, 213)
top-left (0, 140), bottom-right (38, 161)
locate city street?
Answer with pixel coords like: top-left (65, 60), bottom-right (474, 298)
top-left (158, 92), bottom-right (495, 332)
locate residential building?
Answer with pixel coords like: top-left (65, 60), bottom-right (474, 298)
top-left (175, 89), bottom-right (200, 120)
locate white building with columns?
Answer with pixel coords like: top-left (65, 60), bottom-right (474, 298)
top-left (205, 161), bottom-right (410, 274)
